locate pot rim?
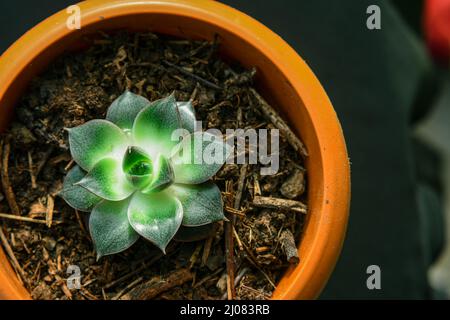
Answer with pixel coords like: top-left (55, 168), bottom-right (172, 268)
top-left (0, 0), bottom-right (350, 300)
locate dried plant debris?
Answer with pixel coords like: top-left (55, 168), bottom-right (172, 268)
top-left (0, 32), bottom-right (307, 300)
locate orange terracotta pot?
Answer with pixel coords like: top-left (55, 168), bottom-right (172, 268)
top-left (0, 0), bottom-right (350, 300)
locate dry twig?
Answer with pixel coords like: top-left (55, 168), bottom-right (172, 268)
top-left (279, 230), bottom-right (300, 264)
top-left (234, 165), bottom-right (248, 211)
top-left (250, 88), bottom-right (308, 157)
top-left (111, 277), bottom-right (144, 300)
top-left (120, 268), bottom-right (193, 300)
top-left (36, 146), bottom-right (54, 178)
top-left (240, 240), bottom-right (276, 289)
top-left (252, 196), bottom-right (307, 214)
top-left (27, 152), bottom-right (37, 189)
top-left (224, 206), bottom-right (246, 217)
top-left (0, 212), bottom-right (60, 225)
top-left (201, 236), bottom-right (214, 266)
top-left (163, 60), bottom-right (222, 90)
top-left (224, 164), bottom-right (248, 300)
top-left (46, 195), bottom-right (55, 228)
top-left (103, 253), bottom-right (164, 290)
top-left (1, 139), bottom-right (20, 215)
top-left (221, 267), bottom-right (250, 299)
top-left (0, 227), bottom-right (28, 286)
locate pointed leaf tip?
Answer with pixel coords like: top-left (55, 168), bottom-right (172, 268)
top-left (170, 182), bottom-right (224, 227)
top-left (59, 165), bottom-right (101, 212)
top-left (128, 192), bottom-right (182, 252)
top-left (106, 91), bottom-right (150, 130)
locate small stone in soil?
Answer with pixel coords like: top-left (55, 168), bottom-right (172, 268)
top-left (280, 168), bottom-right (305, 199)
top-left (42, 236), bottom-right (57, 251)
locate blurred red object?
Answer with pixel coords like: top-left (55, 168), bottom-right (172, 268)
top-left (424, 0), bottom-right (450, 65)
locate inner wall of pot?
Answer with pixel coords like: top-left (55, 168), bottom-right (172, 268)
top-left (0, 13), bottom-right (323, 298)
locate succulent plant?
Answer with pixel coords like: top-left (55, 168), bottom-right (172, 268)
top-left (59, 91), bottom-right (230, 258)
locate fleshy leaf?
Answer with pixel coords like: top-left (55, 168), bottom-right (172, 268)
top-left (169, 182), bottom-right (224, 226)
top-left (170, 132), bottom-right (232, 184)
top-left (106, 91), bottom-right (150, 130)
top-left (123, 146), bottom-right (153, 189)
top-left (76, 157), bottom-right (135, 201)
top-left (90, 199), bottom-right (139, 259)
top-left (141, 153), bottom-right (174, 194)
top-left (176, 101), bottom-right (196, 129)
top-left (58, 165), bottom-right (101, 212)
top-left (128, 191), bottom-right (182, 253)
top-left (68, 119), bottom-right (129, 171)
top-left (132, 94), bottom-right (196, 158)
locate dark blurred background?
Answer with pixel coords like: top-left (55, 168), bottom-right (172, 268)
top-left (1, 0), bottom-right (449, 299)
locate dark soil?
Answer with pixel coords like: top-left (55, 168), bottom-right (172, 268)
top-left (0, 31), bottom-right (306, 300)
